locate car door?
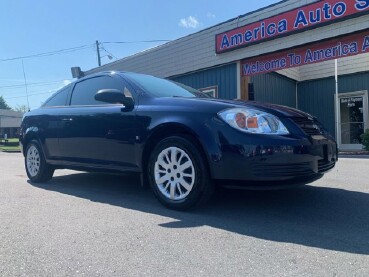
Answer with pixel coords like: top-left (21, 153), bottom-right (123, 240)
top-left (39, 84), bottom-right (72, 159)
top-left (58, 74), bottom-right (138, 171)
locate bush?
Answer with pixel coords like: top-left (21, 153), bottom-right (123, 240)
top-left (361, 129), bottom-right (369, 151)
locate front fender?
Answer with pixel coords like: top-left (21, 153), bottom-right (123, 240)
top-left (138, 112), bottom-right (223, 178)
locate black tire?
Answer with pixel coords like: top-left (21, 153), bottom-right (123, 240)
top-left (25, 140), bottom-right (54, 183)
top-left (148, 136), bottom-right (213, 210)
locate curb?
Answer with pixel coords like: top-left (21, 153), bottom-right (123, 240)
top-left (338, 155), bottom-right (369, 159)
top-left (0, 149), bottom-right (21, 153)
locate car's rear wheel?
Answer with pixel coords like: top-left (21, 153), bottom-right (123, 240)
top-left (148, 136), bottom-right (213, 210)
top-left (25, 140), bottom-right (54, 183)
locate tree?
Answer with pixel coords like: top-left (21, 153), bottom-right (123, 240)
top-left (0, 95), bottom-right (11, 110)
top-left (13, 104), bottom-right (29, 113)
top-left (361, 129), bottom-right (369, 151)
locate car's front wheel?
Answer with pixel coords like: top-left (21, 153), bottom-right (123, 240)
top-left (25, 140), bottom-right (54, 183)
top-left (148, 136), bottom-right (213, 210)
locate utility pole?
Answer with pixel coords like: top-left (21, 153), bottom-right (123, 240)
top-left (96, 40), bottom-right (101, 67)
top-left (21, 60), bottom-right (30, 111)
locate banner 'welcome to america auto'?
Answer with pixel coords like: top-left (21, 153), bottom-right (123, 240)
top-left (216, 0), bottom-right (369, 54)
top-left (241, 30), bottom-right (369, 76)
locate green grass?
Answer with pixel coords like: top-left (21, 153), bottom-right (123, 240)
top-left (0, 138), bottom-right (20, 152)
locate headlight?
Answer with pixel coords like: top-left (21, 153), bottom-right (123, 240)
top-left (218, 108), bottom-right (289, 135)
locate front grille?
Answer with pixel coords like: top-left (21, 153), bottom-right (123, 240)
top-left (252, 160), bottom-right (335, 178)
top-left (291, 117), bottom-right (322, 136)
top-left (252, 162), bottom-right (314, 178)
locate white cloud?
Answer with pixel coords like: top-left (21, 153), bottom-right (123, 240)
top-left (63, 80), bottom-right (72, 86)
top-left (207, 12), bottom-right (216, 19)
top-left (53, 80), bottom-right (72, 92)
top-left (179, 16), bottom-right (200, 29)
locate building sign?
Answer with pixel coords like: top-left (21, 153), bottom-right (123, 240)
top-left (216, 0), bottom-right (369, 54)
top-left (340, 97), bottom-right (363, 107)
top-left (241, 30), bottom-right (369, 76)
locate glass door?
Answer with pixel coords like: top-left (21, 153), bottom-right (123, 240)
top-left (339, 92), bottom-right (368, 150)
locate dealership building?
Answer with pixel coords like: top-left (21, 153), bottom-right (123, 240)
top-left (86, 0), bottom-right (369, 151)
top-left (0, 109), bottom-right (23, 138)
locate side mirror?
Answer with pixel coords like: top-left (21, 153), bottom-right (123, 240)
top-left (95, 89), bottom-right (134, 109)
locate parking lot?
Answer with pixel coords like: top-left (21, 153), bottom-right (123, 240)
top-left (0, 152), bottom-right (368, 276)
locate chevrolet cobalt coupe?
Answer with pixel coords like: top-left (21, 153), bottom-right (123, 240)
top-left (20, 71), bottom-right (337, 210)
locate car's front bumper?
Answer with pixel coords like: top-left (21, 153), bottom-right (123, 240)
top-left (207, 124), bottom-right (337, 186)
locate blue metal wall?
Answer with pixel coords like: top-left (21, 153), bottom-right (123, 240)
top-left (337, 71), bottom-right (369, 92)
top-left (297, 71), bottom-right (369, 138)
top-left (297, 77), bottom-right (335, 135)
top-left (251, 73), bottom-right (297, 108)
top-left (169, 63), bottom-right (237, 99)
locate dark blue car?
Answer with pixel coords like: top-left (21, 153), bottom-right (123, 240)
top-left (20, 71), bottom-right (337, 210)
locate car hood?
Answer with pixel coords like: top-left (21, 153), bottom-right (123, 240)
top-left (191, 98), bottom-right (314, 118)
top-left (145, 97), bottom-right (313, 119)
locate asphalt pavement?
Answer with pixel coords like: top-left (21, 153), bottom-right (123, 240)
top-left (0, 152), bottom-right (368, 276)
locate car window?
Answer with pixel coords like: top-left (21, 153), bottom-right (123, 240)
top-left (43, 85), bottom-right (71, 107)
top-left (70, 76), bottom-right (124, 106)
top-left (125, 72), bottom-right (197, 98)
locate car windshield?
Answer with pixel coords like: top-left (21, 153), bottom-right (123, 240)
top-left (125, 72), bottom-right (199, 98)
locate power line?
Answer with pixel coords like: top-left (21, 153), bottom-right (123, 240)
top-left (0, 84), bottom-right (62, 94)
top-left (0, 87), bottom-right (56, 96)
top-left (0, 44), bottom-right (94, 62)
top-left (0, 40), bottom-right (171, 63)
top-left (2, 90), bottom-right (56, 100)
top-left (96, 40), bottom-right (171, 65)
top-left (1, 83), bottom-right (68, 97)
top-left (0, 79), bottom-right (68, 90)
top-left (100, 45), bottom-right (118, 60)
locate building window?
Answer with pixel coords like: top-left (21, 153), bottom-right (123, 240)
top-left (199, 86), bottom-right (218, 98)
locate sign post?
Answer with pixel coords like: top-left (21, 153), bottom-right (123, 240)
top-left (335, 59), bottom-right (340, 147)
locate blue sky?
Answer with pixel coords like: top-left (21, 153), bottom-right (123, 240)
top-left (0, 0), bottom-right (279, 110)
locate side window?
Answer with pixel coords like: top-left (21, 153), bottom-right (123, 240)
top-left (70, 76), bottom-right (124, 106)
top-left (43, 85), bottom-right (70, 107)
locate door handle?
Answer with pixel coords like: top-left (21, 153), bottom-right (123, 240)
top-left (61, 118), bottom-right (73, 121)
